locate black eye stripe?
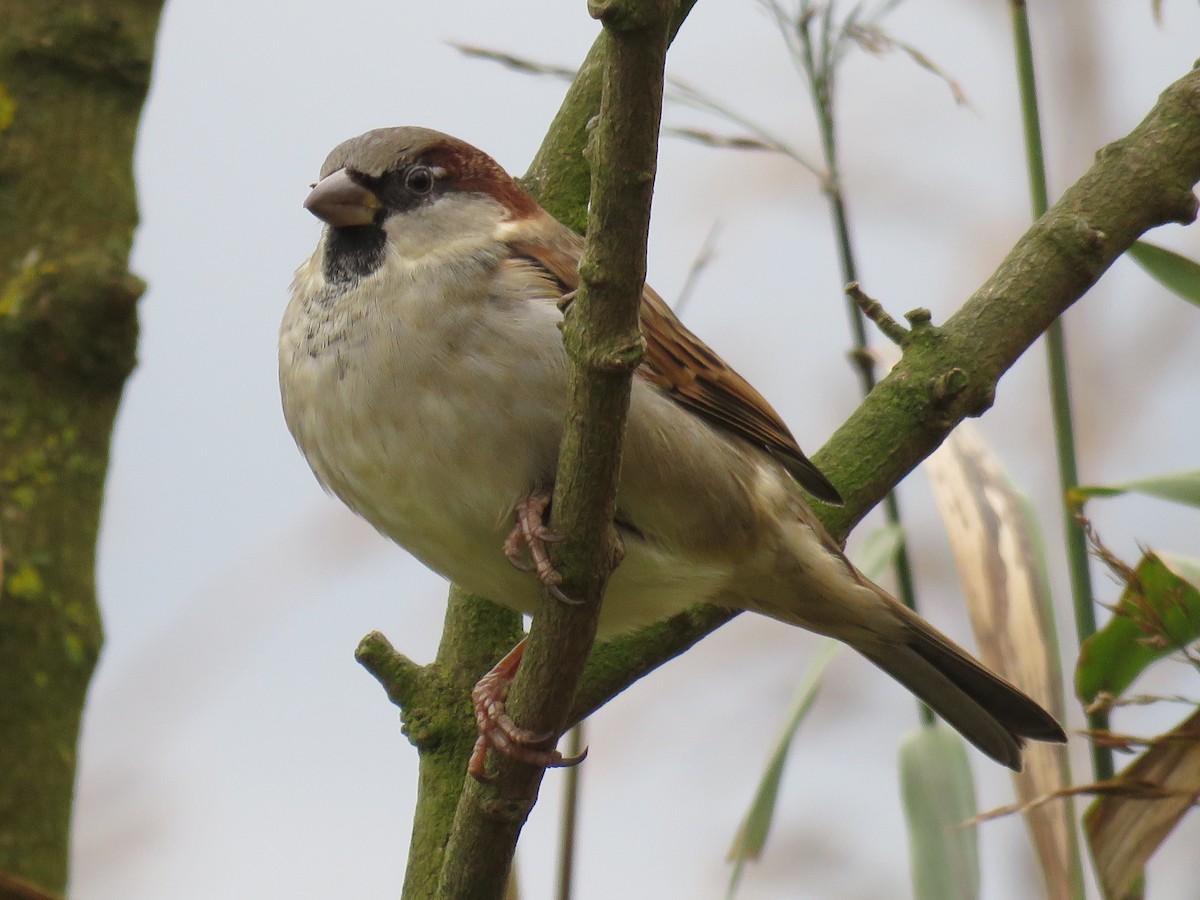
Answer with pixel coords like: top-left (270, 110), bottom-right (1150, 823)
top-left (358, 164), bottom-right (442, 212)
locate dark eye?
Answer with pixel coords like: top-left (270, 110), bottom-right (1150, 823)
top-left (405, 166), bottom-right (434, 194)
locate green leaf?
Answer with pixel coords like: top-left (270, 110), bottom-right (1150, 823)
top-left (924, 425), bottom-right (1084, 899)
top-left (1128, 241), bottom-right (1200, 307)
top-left (725, 641), bottom-right (837, 898)
top-left (724, 529), bottom-right (902, 897)
top-left (1076, 552), bottom-right (1200, 703)
top-left (1070, 469), bottom-right (1200, 509)
top-left (899, 724), bottom-right (980, 900)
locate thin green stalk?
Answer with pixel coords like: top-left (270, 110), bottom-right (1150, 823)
top-left (795, 2), bottom-right (929, 725)
top-left (554, 723), bottom-right (586, 900)
top-left (1010, 0), bottom-right (1112, 786)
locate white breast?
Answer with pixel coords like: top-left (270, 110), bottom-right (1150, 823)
top-left (280, 226), bottom-right (741, 635)
top-left (281, 228), bottom-right (567, 599)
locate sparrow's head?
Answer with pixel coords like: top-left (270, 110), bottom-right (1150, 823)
top-left (304, 127), bottom-right (539, 283)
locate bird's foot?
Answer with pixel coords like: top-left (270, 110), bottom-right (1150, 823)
top-left (468, 639), bottom-right (588, 780)
top-left (502, 488), bottom-right (579, 604)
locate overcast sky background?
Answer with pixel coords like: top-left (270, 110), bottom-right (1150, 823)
top-left (68, 2), bottom-right (1200, 898)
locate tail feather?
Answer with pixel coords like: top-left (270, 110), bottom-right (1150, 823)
top-left (861, 606), bottom-right (1066, 771)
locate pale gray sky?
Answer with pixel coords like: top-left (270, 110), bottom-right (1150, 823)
top-left (72, 2), bottom-right (1200, 898)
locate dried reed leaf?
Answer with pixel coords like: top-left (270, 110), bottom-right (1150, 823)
top-left (1085, 706), bottom-right (1200, 899)
top-left (925, 424), bottom-right (1080, 900)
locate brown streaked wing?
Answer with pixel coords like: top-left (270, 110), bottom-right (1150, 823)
top-left (505, 214), bottom-right (843, 505)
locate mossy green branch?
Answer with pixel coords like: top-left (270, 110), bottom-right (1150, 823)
top-left (519, 41), bottom-right (605, 234)
top-left (431, 3), bottom-right (674, 898)
top-left (564, 61), bottom-right (1200, 726)
top-left (382, 4), bottom-right (702, 897)
top-left (356, 592), bottom-right (523, 900)
top-left (505, 0), bottom-right (673, 743)
top-left (388, 24), bottom-right (1200, 900)
top-left (0, 2), bottom-right (163, 892)
top-left (519, 0), bottom-right (698, 231)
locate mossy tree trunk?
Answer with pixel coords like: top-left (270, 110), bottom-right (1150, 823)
top-left (0, 2), bottom-right (164, 894)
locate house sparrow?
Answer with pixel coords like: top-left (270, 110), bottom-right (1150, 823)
top-left (280, 126), bottom-right (1066, 776)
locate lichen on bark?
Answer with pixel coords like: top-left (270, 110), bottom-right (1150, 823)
top-left (0, 1), bottom-right (164, 892)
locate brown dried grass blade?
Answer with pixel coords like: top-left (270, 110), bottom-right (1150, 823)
top-left (925, 424), bottom-right (1081, 900)
top-left (1085, 706), bottom-right (1200, 899)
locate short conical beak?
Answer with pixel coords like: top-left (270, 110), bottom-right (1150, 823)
top-left (304, 169), bottom-right (382, 228)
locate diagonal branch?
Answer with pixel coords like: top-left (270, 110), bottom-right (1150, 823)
top-left (565, 61), bottom-right (1200, 724)
top-left (521, 0), bottom-right (699, 231)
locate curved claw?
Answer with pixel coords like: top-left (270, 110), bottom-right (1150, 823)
top-left (468, 638), bottom-right (587, 780)
top-left (533, 526), bottom-right (562, 543)
top-left (503, 488), bottom-right (576, 604)
top-left (469, 735), bottom-right (587, 780)
top-left (502, 529), bottom-right (534, 571)
top-left (548, 583), bottom-right (584, 606)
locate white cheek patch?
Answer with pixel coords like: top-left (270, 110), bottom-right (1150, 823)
top-left (382, 192), bottom-right (509, 261)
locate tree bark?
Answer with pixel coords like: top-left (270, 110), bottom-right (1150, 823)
top-left (0, 1), bottom-right (163, 892)
top-left (434, 2), bottom-right (673, 896)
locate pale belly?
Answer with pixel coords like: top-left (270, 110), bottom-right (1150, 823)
top-left (287, 376), bottom-right (733, 634)
top-left (280, 289), bottom-right (735, 637)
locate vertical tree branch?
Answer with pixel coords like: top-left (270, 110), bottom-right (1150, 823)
top-left (521, 0), bottom-right (698, 231)
top-left (356, 592), bottom-right (524, 899)
top-left (433, 2), bottom-right (674, 897)
top-left (0, 1), bottom-right (163, 892)
top-left (360, 6), bottom-right (702, 898)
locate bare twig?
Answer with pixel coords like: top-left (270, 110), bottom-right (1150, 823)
top-left (846, 282), bottom-right (907, 345)
top-left (673, 221), bottom-right (722, 318)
